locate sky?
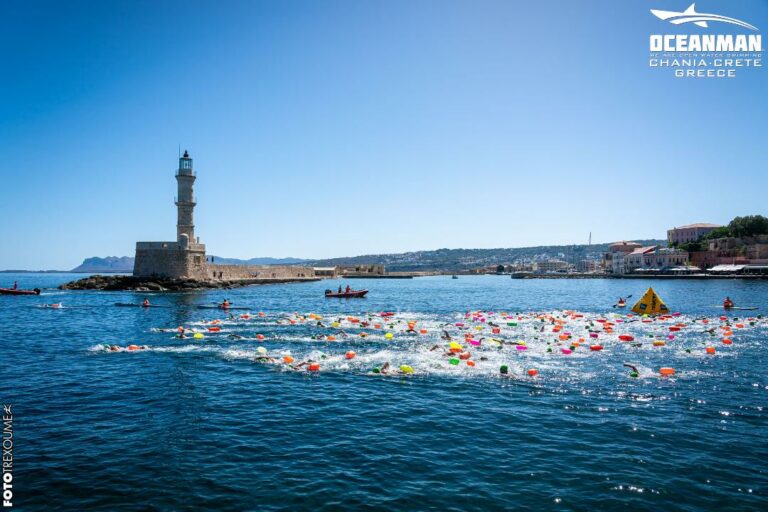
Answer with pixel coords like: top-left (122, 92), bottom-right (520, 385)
top-left (0, 0), bottom-right (766, 269)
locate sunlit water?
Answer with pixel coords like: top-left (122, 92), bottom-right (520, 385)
top-left (2, 273), bottom-right (768, 510)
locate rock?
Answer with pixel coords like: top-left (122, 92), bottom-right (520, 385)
top-left (59, 274), bottom-right (319, 291)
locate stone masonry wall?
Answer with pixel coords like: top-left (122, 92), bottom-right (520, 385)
top-left (207, 264), bottom-right (316, 280)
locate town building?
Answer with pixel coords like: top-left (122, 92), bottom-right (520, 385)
top-left (622, 246), bottom-right (689, 274)
top-left (134, 152), bottom-right (315, 281)
top-left (534, 260), bottom-right (570, 273)
top-left (667, 223), bottom-right (722, 245)
top-left (603, 241), bottom-right (642, 273)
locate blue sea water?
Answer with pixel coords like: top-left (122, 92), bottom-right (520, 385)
top-left (1, 273), bottom-right (768, 511)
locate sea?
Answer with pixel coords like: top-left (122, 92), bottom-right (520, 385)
top-left (1, 273), bottom-right (767, 511)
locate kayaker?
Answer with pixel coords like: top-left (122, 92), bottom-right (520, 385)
top-left (221, 299), bottom-right (231, 309)
top-left (142, 298), bottom-right (150, 307)
top-left (723, 297), bottom-right (734, 309)
top-left (12, 281), bottom-right (18, 290)
top-left (345, 285), bottom-right (351, 293)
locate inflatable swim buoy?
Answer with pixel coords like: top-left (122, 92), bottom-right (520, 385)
top-left (590, 345), bottom-right (603, 351)
top-left (308, 363), bottom-right (320, 372)
top-left (283, 355), bottom-right (295, 364)
top-left (659, 367), bottom-right (675, 376)
top-left (345, 351), bottom-right (356, 359)
top-left (527, 369), bottom-right (538, 377)
top-left (618, 335), bottom-right (634, 342)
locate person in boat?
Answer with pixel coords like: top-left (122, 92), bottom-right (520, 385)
top-left (220, 299), bottom-right (231, 308)
top-left (345, 285), bottom-right (351, 293)
top-left (12, 281), bottom-right (18, 290)
top-left (723, 297), bottom-right (734, 309)
top-left (617, 297), bottom-right (626, 305)
top-left (142, 298), bottom-right (150, 307)
top-left (338, 285), bottom-right (342, 293)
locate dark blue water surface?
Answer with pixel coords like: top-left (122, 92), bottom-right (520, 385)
top-left (2, 273), bottom-right (768, 511)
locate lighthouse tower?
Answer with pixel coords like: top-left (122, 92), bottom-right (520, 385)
top-left (133, 150), bottom-right (207, 279)
top-left (176, 150), bottom-right (196, 246)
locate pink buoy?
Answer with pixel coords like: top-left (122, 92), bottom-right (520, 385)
top-left (561, 348), bottom-right (572, 355)
top-left (516, 345), bottom-right (528, 351)
top-left (469, 339), bottom-right (481, 346)
top-left (590, 333), bottom-right (598, 338)
top-left (667, 334), bottom-right (675, 340)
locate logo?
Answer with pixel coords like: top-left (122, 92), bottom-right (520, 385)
top-left (650, 3), bottom-right (758, 31)
top-left (648, 3), bottom-right (763, 78)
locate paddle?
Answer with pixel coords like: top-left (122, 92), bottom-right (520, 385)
top-left (612, 294), bottom-right (633, 308)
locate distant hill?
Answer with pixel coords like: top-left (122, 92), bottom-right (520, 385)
top-left (69, 255), bottom-right (309, 272)
top-left (70, 241), bottom-right (666, 273)
top-left (308, 240), bottom-right (666, 272)
top-left (71, 256), bottom-right (134, 273)
top-left (208, 256), bottom-right (311, 266)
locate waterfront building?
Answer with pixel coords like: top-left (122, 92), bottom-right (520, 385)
top-left (623, 246), bottom-right (689, 274)
top-left (667, 223), bottom-right (722, 245)
top-left (534, 260), bottom-right (570, 273)
top-left (603, 241), bottom-right (642, 273)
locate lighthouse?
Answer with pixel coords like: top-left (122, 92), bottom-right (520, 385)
top-left (175, 150), bottom-right (196, 246)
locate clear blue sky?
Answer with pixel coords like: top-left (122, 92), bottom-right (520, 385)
top-left (1, 0), bottom-right (766, 269)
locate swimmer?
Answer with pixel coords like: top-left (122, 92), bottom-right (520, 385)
top-left (228, 334), bottom-right (245, 340)
top-left (142, 298), bottom-right (150, 307)
top-left (317, 321), bottom-right (326, 328)
top-left (254, 355), bottom-right (277, 364)
top-left (441, 330), bottom-right (452, 341)
top-left (623, 363), bottom-right (640, 378)
top-left (499, 365), bottom-right (514, 378)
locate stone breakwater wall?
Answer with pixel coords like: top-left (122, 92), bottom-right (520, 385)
top-left (59, 274), bottom-right (319, 291)
top-left (206, 264), bottom-right (315, 281)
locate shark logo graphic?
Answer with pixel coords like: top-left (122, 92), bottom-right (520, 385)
top-left (651, 3), bottom-right (758, 31)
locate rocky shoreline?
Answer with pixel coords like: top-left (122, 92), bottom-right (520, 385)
top-left (59, 274), bottom-right (319, 291)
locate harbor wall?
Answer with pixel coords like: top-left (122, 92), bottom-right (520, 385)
top-left (206, 264), bottom-right (316, 281)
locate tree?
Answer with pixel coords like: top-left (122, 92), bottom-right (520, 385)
top-left (702, 226), bottom-right (730, 240)
top-left (727, 215), bottom-right (768, 238)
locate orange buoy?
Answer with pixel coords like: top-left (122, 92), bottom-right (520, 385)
top-left (258, 312), bottom-right (265, 317)
top-left (208, 327), bottom-right (221, 332)
top-left (659, 367), bottom-right (675, 376)
top-left (527, 368), bottom-right (538, 377)
top-left (618, 334), bottom-right (634, 342)
top-left (706, 346), bottom-right (716, 354)
top-left (127, 344), bottom-right (140, 351)
top-left (345, 351), bottom-right (356, 359)
top-left (492, 328), bottom-right (501, 334)
top-left (420, 329), bottom-right (428, 334)
top-left (283, 355), bottom-right (295, 364)
top-left (257, 334), bottom-right (265, 340)
top-left (327, 335), bottom-right (336, 341)
top-left (374, 323), bottom-right (382, 329)
top-left (722, 338), bottom-right (733, 345)
top-left (590, 345), bottom-right (603, 351)
top-left (559, 334), bottom-right (569, 341)
top-left (308, 363), bottom-right (320, 371)
top-left (653, 340), bottom-right (666, 347)
top-left (466, 360), bottom-right (476, 367)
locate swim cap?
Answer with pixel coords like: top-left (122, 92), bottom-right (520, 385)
top-left (372, 367), bottom-right (380, 374)
top-left (500, 365), bottom-right (509, 374)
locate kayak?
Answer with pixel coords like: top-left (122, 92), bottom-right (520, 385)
top-left (325, 290), bottom-right (368, 298)
top-left (616, 302), bottom-right (626, 308)
top-left (719, 306), bottom-right (758, 311)
top-left (115, 303), bottom-right (168, 308)
top-left (0, 287), bottom-right (40, 295)
top-left (197, 305), bottom-right (250, 310)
